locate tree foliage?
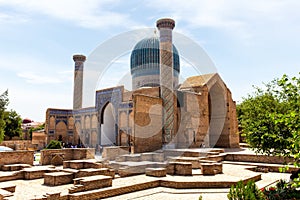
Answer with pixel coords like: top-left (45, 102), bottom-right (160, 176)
top-left (45, 140), bottom-right (62, 149)
top-left (237, 73), bottom-right (300, 165)
top-left (0, 90), bottom-right (23, 142)
top-left (4, 110), bottom-right (22, 139)
top-left (0, 90), bottom-right (9, 142)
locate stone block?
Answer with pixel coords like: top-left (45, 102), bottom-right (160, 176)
top-left (166, 162), bottom-right (176, 175)
top-left (44, 172), bottom-right (74, 186)
top-left (200, 163), bottom-right (215, 175)
top-left (123, 154), bottom-right (140, 162)
top-left (51, 154), bottom-right (64, 166)
top-left (1, 164), bottom-right (30, 171)
top-left (140, 153), bottom-right (153, 161)
top-left (206, 154), bottom-right (226, 162)
top-left (63, 161), bottom-right (71, 168)
top-left (115, 155), bottom-right (126, 162)
top-left (40, 148), bottom-right (95, 165)
top-left (102, 146), bottom-right (130, 161)
top-left (152, 153), bottom-right (164, 162)
top-left (118, 166), bottom-right (145, 177)
top-left (207, 152), bottom-right (220, 156)
top-left (76, 168), bottom-right (115, 178)
top-left (69, 175), bottom-right (112, 194)
top-left (169, 157), bottom-right (201, 169)
top-left (213, 163), bottom-right (223, 174)
top-left (167, 162), bottom-right (192, 176)
top-left (69, 161), bottom-right (84, 169)
top-left (200, 163), bottom-right (223, 175)
top-left (45, 192), bottom-right (61, 200)
top-left (174, 162), bottom-right (192, 176)
top-left (145, 168), bottom-right (166, 177)
top-left (0, 151), bottom-right (34, 166)
top-left (23, 168), bottom-right (49, 180)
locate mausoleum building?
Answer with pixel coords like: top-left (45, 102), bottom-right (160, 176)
top-left (45, 18), bottom-right (239, 153)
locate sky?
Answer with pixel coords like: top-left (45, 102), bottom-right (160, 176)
top-left (0, 0), bottom-right (299, 122)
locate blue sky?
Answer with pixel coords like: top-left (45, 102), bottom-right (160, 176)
top-left (0, 0), bottom-right (299, 122)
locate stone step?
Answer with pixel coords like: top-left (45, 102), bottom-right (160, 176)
top-left (69, 175), bottom-right (112, 194)
top-left (145, 168), bottom-right (166, 177)
top-left (76, 168), bottom-right (115, 178)
top-left (200, 163), bottom-right (223, 175)
top-left (23, 166), bottom-right (57, 180)
top-left (1, 164), bottom-right (31, 171)
top-left (44, 172), bottom-right (74, 186)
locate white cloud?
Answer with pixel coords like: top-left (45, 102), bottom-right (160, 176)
top-left (6, 85), bottom-right (72, 122)
top-left (0, 12), bottom-right (28, 24)
top-left (17, 72), bottom-right (69, 84)
top-left (145, 0), bottom-right (300, 39)
top-left (0, 0), bottom-right (137, 28)
top-left (0, 53), bottom-right (73, 84)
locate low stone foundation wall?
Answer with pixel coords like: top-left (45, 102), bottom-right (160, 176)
top-left (225, 154), bottom-right (294, 164)
top-left (0, 151), bottom-right (34, 165)
top-left (0, 140), bottom-right (33, 150)
top-left (39, 148), bottom-right (95, 165)
top-left (102, 146), bottom-right (130, 160)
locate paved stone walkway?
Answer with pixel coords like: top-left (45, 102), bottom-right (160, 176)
top-left (2, 164), bottom-right (290, 200)
top-left (0, 148), bottom-right (292, 199)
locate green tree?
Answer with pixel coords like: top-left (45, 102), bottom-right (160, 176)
top-left (237, 73), bottom-right (300, 164)
top-left (4, 110), bottom-right (22, 139)
top-left (0, 90), bottom-right (9, 142)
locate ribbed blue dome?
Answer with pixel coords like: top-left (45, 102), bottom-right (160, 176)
top-left (130, 37), bottom-right (180, 77)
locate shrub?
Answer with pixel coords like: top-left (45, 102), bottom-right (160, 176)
top-left (228, 180), bottom-right (265, 200)
top-left (45, 140), bottom-right (62, 149)
top-left (262, 179), bottom-right (300, 200)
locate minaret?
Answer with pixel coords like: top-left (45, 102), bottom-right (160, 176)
top-left (156, 18), bottom-right (175, 144)
top-left (73, 54), bottom-right (86, 110)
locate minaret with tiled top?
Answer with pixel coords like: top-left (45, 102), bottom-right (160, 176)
top-left (73, 54), bottom-right (86, 110)
top-left (156, 18), bottom-right (175, 144)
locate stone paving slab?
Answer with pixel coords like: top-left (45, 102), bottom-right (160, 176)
top-left (3, 179), bottom-right (73, 200)
top-left (103, 187), bottom-right (229, 200)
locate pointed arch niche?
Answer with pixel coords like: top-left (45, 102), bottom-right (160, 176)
top-left (100, 102), bottom-right (116, 145)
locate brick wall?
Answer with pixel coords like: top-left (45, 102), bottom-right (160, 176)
top-left (133, 94), bottom-right (163, 153)
top-left (40, 148), bottom-right (95, 165)
top-left (0, 140), bottom-right (33, 150)
top-left (0, 151), bottom-right (34, 165)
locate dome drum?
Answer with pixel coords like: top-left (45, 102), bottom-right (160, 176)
top-left (130, 37), bottom-right (180, 90)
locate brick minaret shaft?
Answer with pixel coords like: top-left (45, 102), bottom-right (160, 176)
top-left (73, 54), bottom-right (86, 110)
top-left (156, 18), bottom-right (175, 144)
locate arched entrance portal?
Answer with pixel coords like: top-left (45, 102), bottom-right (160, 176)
top-left (208, 82), bottom-right (227, 147)
top-left (101, 103), bottom-right (116, 146)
